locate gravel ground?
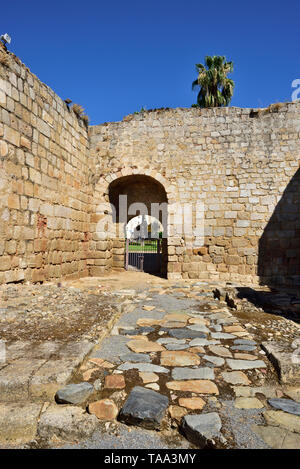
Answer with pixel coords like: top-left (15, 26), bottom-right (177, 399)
top-left (218, 400), bottom-right (269, 449)
top-left (58, 422), bottom-right (193, 449)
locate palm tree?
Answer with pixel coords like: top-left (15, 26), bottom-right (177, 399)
top-left (192, 56), bottom-right (234, 108)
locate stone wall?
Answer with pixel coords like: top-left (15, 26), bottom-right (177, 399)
top-left (90, 104), bottom-right (300, 286)
top-left (0, 46), bottom-right (91, 283)
top-left (1, 46), bottom-right (300, 286)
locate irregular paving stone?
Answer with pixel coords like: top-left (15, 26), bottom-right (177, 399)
top-left (94, 379), bottom-right (102, 391)
top-left (224, 325), bottom-right (245, 333)
top-left (168, 329), bottom-right (207, 340)
top-left (216, 318), bottom-right (236, 325)
top-left (166, 380), bottom-right (219, 395)
top-left (128, 335), bottom-right (149, 341)
top-left (169, 405), bottom-right (188, 422)
top-left (160, 351), bottom-right (200, 367)
top-left (118, 386), bottom-right (169, 429)
top-left (211, 325), bottom-right (222, 332)
top-left (159, 321), bottom-right (187, 329)
top-left (231, 345), bottom-right (256, 352)
top-left (189, 339), bottom-right (220, 347)
top-left (55, 382), bottom-right (94, 404)
top-left (143, 305), bottom-right (156, 311)
top-left (145, 383), bottom-right (160, 391)
top-left (234, 397), bottom-right (264, 409)
top-left (172, 367), bottom-right (214, 381)
top-left (0, 358), bottom-right (46, 401)
top-left (209, 314), bottom-right (231, 321)
top-left (165, 343), bottom-right (189, 351)
top-left (139, 372), bottom-right (159, 383)
top-left (38, 404), bottom-right (99, 441)
top-left (88, 399), bottom-right (119, 420)
top-left (221, 371), bottom-right (251, 385)
top-left (188, 346), bottom-right (205, 354)
top-left (233, 386), bottom-right (277, 398)
top-left (226, 359), bottom-right (266, 370)
top-left (88, 358), bottom-right (115, 368)
top-left (179, 397), bottom-right (206, 410)
top-left (234, 353), bottom-right (258, 360)
top-left (30, 357), bottom-right (84, 400)
top-left (208, 345), bottom-right (232, 358)
top-left (261, 341), bottom-right (300, 385)
top-left (284, 388), bottom-right (300, 403)
top-left (234, 339), bottom-right (256, 346)
top-left (203, 355), bottom-right (225, 367)
top-left (232, 332), bottom-right (249, 338)
top-left (119, 327), bottom-right (154, 336)
top-left (264, 410), bottom-right (300, 433)
top-left (181, 412), bottom-right (222, 448)
top-left (82, 367), bottom-right (99, 381)
top-left (118, 362), bottom-right (169, 373)
top-left (0, 403), bottom-right (42, 445)
top-left (163, 313), bottom-right (190, 322)
top-left (104, 374), bottom-right (126, 389)
top-left (127, 339), bottom-right (165, 353)
top-left (268, 398), bottom-right (300, 416)
top-left (157, 338), bottom-right (186, 345)
top-left (119, 352), bottom-right (151, 363)
top-left (281, 431), bottom-right (300, 449)
top-left (90, 336), bottom-right (131, 364)
top-left (188, 317), bottom-right (209, 326)
top-left (211, 333), bottom-right (236, 340)
top-left (136, 318), bottom-right (162, 327)
top-left (252, 425), bottom-right (300, 449)
top-left (187, 325), bottom-right (210, 333)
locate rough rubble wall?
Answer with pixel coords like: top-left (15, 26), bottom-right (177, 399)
top-left (0, 48), bottom-right (91, 284)
top-left (90, 104), bottom-right (300, 285)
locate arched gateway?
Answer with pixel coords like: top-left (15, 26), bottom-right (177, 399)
top-left (108, 174), bottom-right (168, 277)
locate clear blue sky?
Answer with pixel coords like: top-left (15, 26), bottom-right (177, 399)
top-left (2, 0), bottom-right (299, 124)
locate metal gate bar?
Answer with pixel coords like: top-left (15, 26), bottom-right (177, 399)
top-left (125, 238), bottom-right (161, 273)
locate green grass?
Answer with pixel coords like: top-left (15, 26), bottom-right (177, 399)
top-left (128, 240), bottom-right (158, 252)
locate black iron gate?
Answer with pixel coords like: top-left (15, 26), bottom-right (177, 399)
top-left (125, 238), bottom-right (161, 274)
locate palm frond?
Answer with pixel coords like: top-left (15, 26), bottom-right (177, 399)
top-left (192, 55), bottom-right (234, 108)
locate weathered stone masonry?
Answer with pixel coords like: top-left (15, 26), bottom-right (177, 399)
top-left (1, 49), bottom-right (300, 286)
top-left (90, 106), bottom-right (300, 286)
top-left (0, 48), bottom-right (91, 284)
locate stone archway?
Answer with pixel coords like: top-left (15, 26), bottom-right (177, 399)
top-left (108, 174), bottom-right (168, 277)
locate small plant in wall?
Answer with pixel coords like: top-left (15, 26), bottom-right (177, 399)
top-left (71, 103), bottom-right (89, 128)
top-left (134, 106), bottom-right (147, 115)
top-left (81, 114), bottom-right (90, 127)
top-left (72, 103), bottom-right (85, 117)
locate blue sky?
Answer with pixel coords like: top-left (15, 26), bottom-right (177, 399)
top-left (2, 0), bottom-right (299, 124)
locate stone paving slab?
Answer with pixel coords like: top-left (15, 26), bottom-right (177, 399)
top-left (117, 363), bottom-right (169, 373)
top-left (37, 404), bottom-right (100, 442)
top-left (226, 359), bottom-right (267, 370)
top-left (0, 340), bottom-right (95, 403)
top-left (261, 341), bottom-right (300, 385)
top-left (0, 359), bottom-right (46, 401)
top-left (181, 412), bottom-right (222, 448)
top-left (29, 358), bottom-right (82, 400)
top-left (90, 336), bottom-right (130, 364)
top-left (252, 424), bottom-right (300, 449)
top-left (1, 278), bottom-right (298, 449)
top-left (171, 367), bottom-right (214, 380)
top-left (0, 403), bottom-right (43, 445)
